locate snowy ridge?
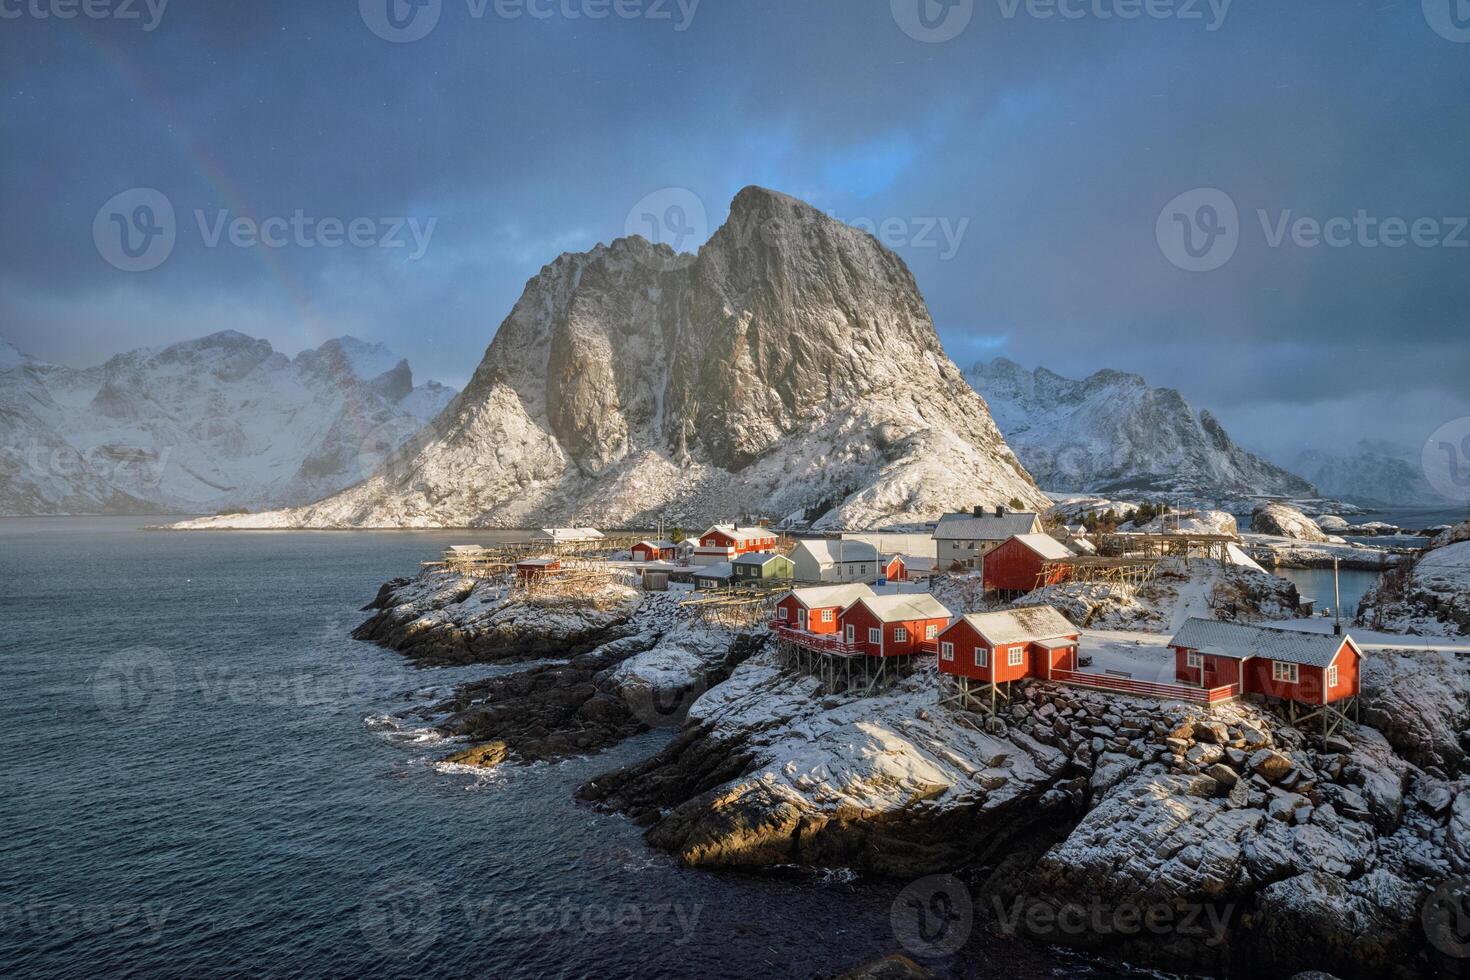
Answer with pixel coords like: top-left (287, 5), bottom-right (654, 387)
top-left (966, 358), bottom-right (1314, 497)
top-left (176, 187), bottom-right (1047, 530)
top-left (0, 331), bottom-right (455, 515)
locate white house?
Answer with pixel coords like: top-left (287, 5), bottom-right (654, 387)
top-left (790, 539), bottom-right (880, 584)
top-left (932, 508), bottom-right (1043, 570)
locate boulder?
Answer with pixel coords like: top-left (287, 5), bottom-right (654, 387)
top-left (1250, 749), bottom-right (1295, 783)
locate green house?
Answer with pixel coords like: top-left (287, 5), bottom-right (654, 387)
top-left (731, 551), bottom-right (795, 583)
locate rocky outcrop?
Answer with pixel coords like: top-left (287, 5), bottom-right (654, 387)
top-left (582, 648), bottom-right (1470, 978)
top-left (1252, 502), bottom-right (1335, 542)
top-left (966, 358), bottom-right (1315, 497)
top-left (174, 187), bottom-right (1046, 531)
top-left (1360, 539), bottom-right (1470, 637)
top-left (352, 569), bottom-right (644, 665)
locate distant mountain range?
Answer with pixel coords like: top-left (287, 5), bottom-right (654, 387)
top-left (174, 186), bottom-right (1047, 531)
top-left (1289, 440), bottom-right (1444, 507)
top-left (965, 358), bottom-right (1316, 498)
top-left (0, 332), bottom-right (454, 515)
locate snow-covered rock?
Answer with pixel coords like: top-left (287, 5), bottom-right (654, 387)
top-left (1360, 539), bottom-right (1470, 637)
top-left (966, 358), bottom-right (1315, 497)
top-left (0, 331), bottom-right (454, 515)
top-left (170, 187), bottom-right (1047, 531)
top-left (1251, 502), bottom-right (1336, 542)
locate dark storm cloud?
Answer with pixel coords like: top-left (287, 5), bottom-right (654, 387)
top-left (1, 0), bottom-right (1466, 460)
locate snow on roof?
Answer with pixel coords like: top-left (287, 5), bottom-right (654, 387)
top-left (534, 527), bottom-right (604, 541)
top-left (932, 512), bottom-right (1040, 541)
top-left (1168, 618), bottom-right (1356, 668)
top-left (635, 540), bottom-right (677, 550)
top-left (787, 583), bottom-right (877, 609)
top-left (518, 557), bottom-right (560, 567)
top-left (678, 537), bottom-right (700, 547)
top-left (854, 593), bottom-right (952, 624)
top-left (702, 525), bottom-right (775, 544)
top-left (445, 545), bottom-right (487, 554)
top-left (1009, 533), bottom-right (1075, 561)
top-left (732, 551), bottom-right (788, 566)
top-left (696, 562), bottom-right (734, 580)
top-left (792, 539), bottom-right (879, 564)
top-left (958, 606), bottom-right (1078, 645)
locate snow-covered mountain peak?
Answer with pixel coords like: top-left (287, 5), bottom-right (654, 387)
top-left (965, 359), bottom-right (1314, 497)
top-left (177, 186), bottom-right (1047, 530)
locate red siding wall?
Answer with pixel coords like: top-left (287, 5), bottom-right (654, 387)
top-left (775, 595), bottom-right (843, 634)
top-left (839, 604), bottom-right (947, 658)
top-left (883, 557), bottom-right (906, 582)
top-left (937, 622), bottom-right (1079, 681)
top-left (1174, 640), bottom-right (1360, 703)
top-left (982, 538), bottom-right (1066, 594)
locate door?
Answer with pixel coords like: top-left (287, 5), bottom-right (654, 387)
top-left (1202, 657), bottom-right (1218, 688)
top-left (797, 609), bottom-right (807, 631)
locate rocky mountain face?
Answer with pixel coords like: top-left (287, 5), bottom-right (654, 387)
top-left (966, 358), bottom-right (1315, 498)
top-left (181, 187), bottom-right (1046, 530)
top-left (1292, 440), bottom-right (1443, 507)
top-left (0, 332), bottom-right (454, 515)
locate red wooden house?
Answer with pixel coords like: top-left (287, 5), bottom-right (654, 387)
top-left (693, 525), bottom-right (780, 565)
top-left (879, 554), bottom-right (907, 582)
top-left (936, 606), bottom-right (1081, 684)
top-left (838, 594), bottom-right (952, 658)
top-left (1168, 618), bottom-right (1363, 721)
top-left (516, 557), bottom-right (562, 583)
top-left (982, 534), bottom-right (1074, 596)
top-left (631, 540), bottom-right (677, 562)
top-left (774, 584), bottom-right (876, 634)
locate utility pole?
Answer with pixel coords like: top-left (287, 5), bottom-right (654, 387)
top-left (1333, 557), bottom-right (1342, 636)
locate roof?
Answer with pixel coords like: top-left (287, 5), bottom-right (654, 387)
top-left (445, 545), bottom-right (487, 554)
top-left (957, 606), bottom-right (1078, 645)
top-left (787, 584), bottom-right (876, 610)
top-left (733, 551), bottom-right (790, 567)
top-left (634, 540), bottom-right (677, 550)
top-left (852, 593), bottom-right (952, 624)
top-left (901, 555), bottom-right (937, 573)
top-left (702, 524), bottom-right (775, 544)
top-left (932, 512), bottom-right (1040, 541)
top-left (518, 557), bottom-right (560, 568)
top-left (695, 562), bottom-right (734, 580)
top-left (1168, 618), bottom-right (1358, 668)
top-left (1006, 533), bottom-right (1075, 561)
top-left (678, 537), bottom-right (700, 548)
top-left (534, 527), bottom-right (604, 541)
top-left (792, 539), bottom-right (879, 564)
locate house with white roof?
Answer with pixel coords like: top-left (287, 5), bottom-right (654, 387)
top-left (932, 507), bottom-right (1043, 570)
top-left (790, 539), bottom-right (880, 584)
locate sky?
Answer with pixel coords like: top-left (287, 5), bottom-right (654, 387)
top-left (2, 0), bottom-right (1468, 466)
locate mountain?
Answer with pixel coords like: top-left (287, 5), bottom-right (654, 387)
top-left (965, 358), bottom-right (1315, 498)
top-left (176, 186), bottom-right (1047, 531)
top-left (0, 332), bottom-right (455, 515)
top-left (1290, 440), bottom-right (1443, 507)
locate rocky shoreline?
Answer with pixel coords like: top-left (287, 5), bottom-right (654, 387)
top-left (356, 566), bottom-right (1470, 978)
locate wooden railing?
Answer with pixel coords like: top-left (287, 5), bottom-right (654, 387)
top-left (1051, 669), bottom-right (1239, 704)
top-left (769, 623), bottom-right (940, 658)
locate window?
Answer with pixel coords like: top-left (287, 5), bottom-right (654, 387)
top-left (925, 624), bottom-right (938, 640)
top-left (845, 625), bottom-right (855, 643)
top-left (868, 628), bottom-right (881, 644)
top-left (1327, 665), bottom-right (1339, 688)
top-left (1272, 661), bottom-right (1300, 683)
top-left (1186, 651), bottom-right (1203, 669)
top-left (1008, 648), bottom-right (1024, 667)
top-left (778, 606), bottom-right (788, 620)
top-left (895, 628), bottom-right (908, 642)
top-left (941, 642), bottom-right (954, 661)
top-left (821, 609), bottom-right (834, 623)
top-left (974, 647), bottom-right (988, 668)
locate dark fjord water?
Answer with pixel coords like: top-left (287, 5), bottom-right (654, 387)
top-left (0, 519), bottom-right (1132, 979)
